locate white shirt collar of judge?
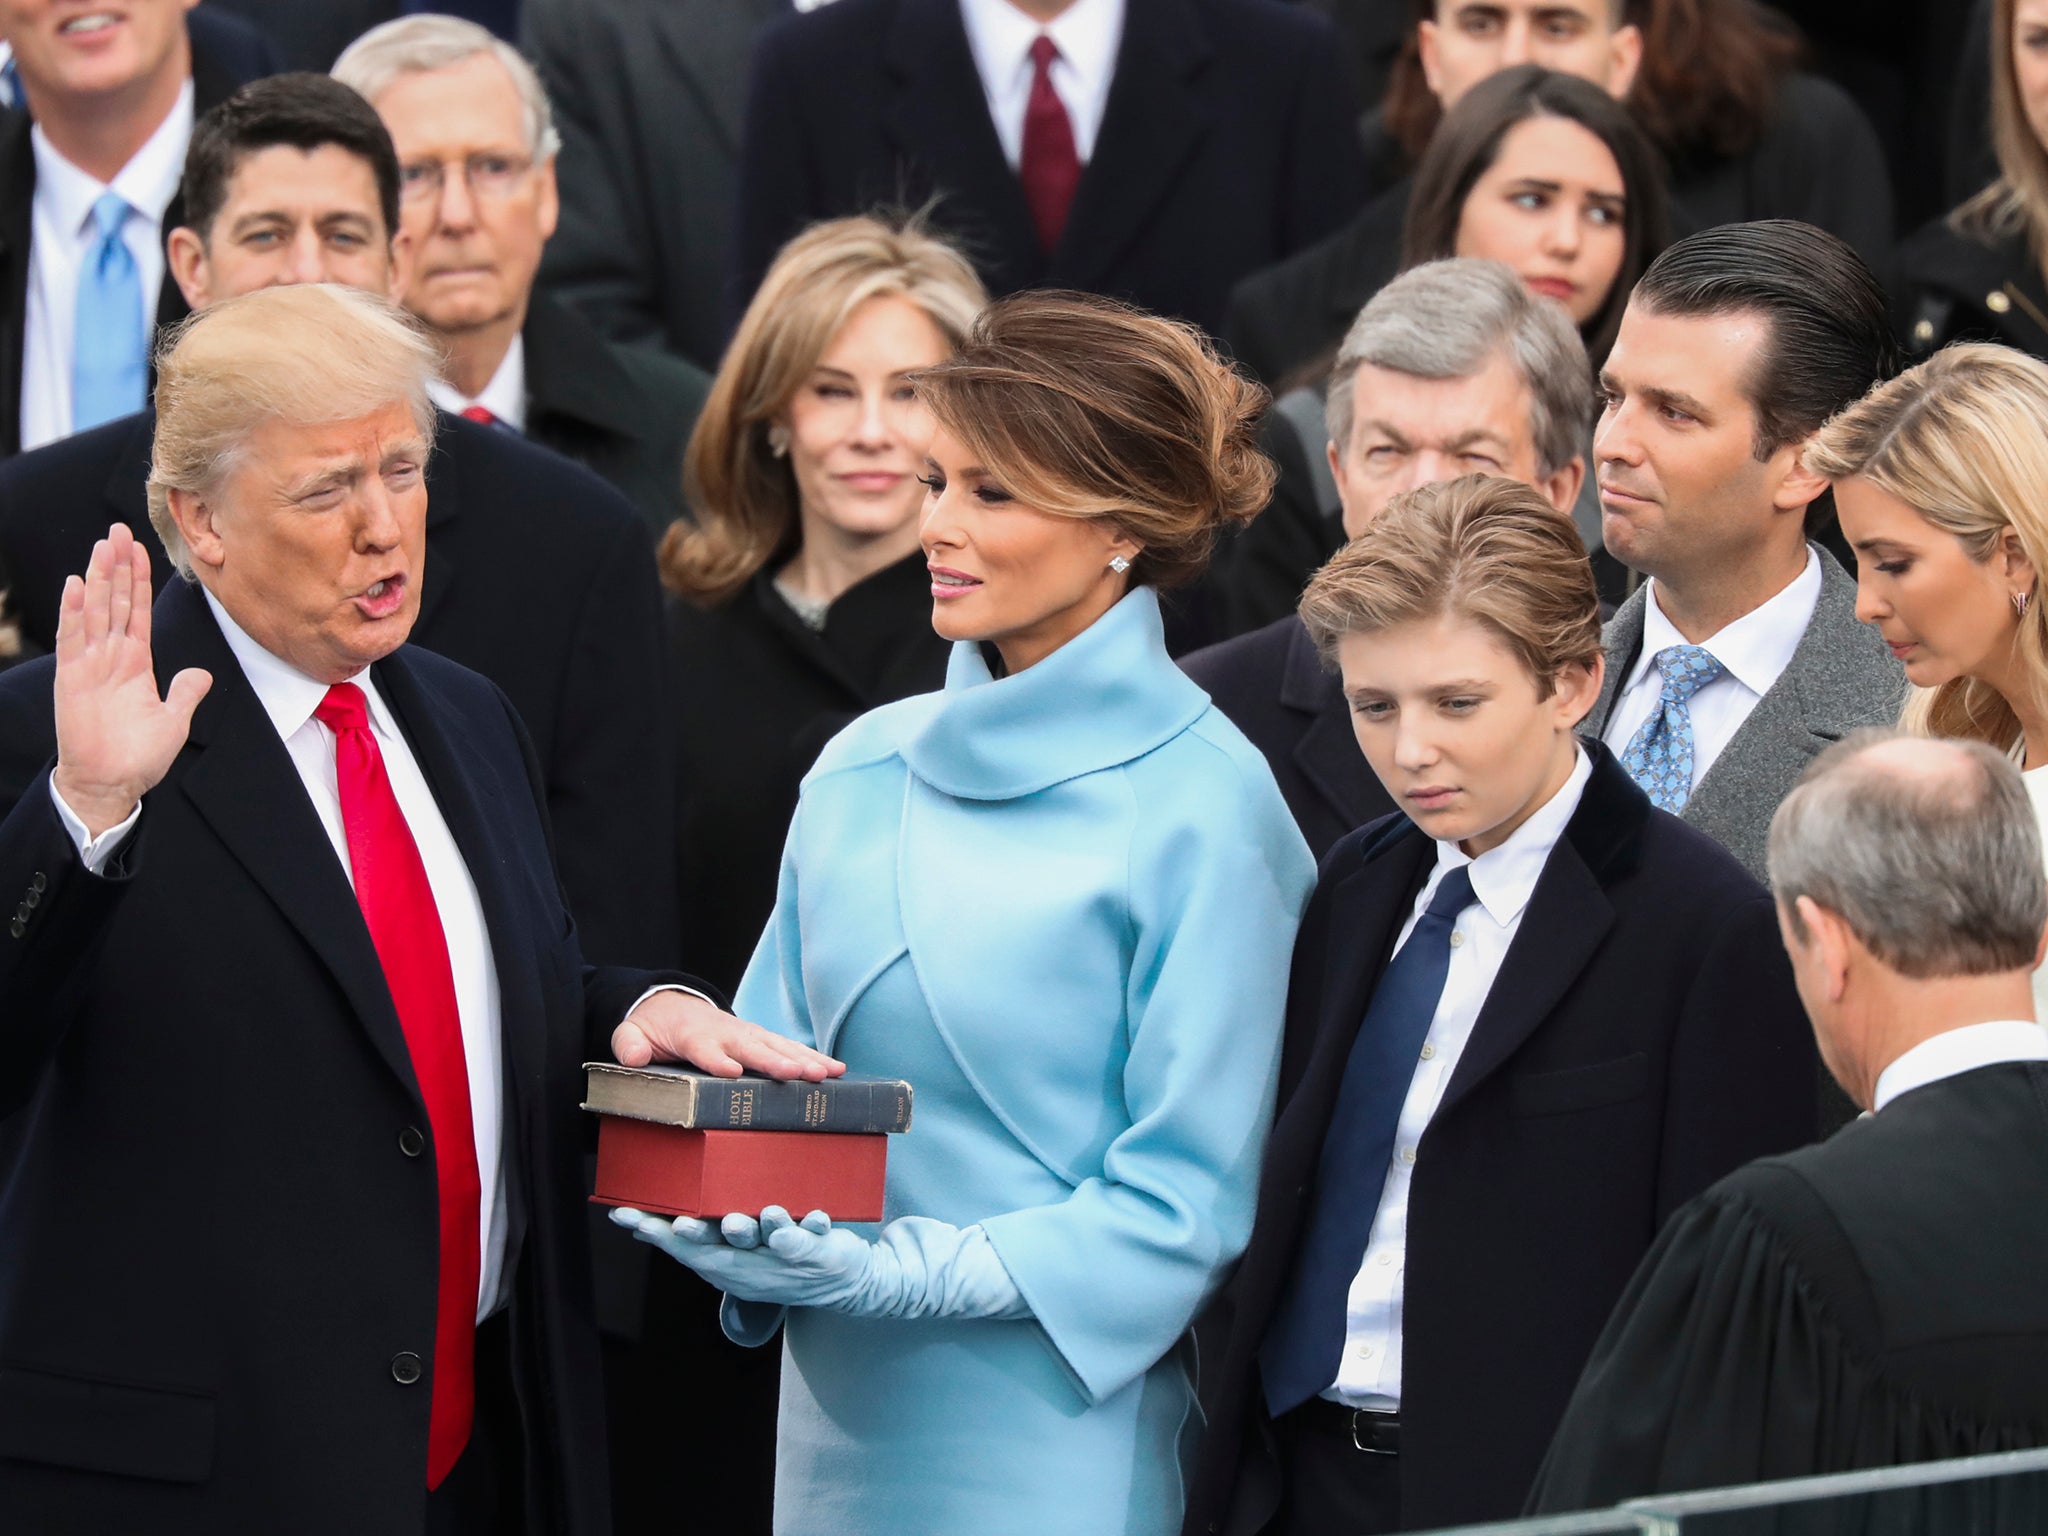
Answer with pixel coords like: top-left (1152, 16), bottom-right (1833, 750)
top-left (957, 0), bottom-right (1125, 168)
top-left (426, 332), bottom-right (527, 435)
top-left (1871, 1019), bottom-right (2048, 1115)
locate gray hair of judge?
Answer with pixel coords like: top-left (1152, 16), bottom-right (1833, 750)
top-left (1768, 729), bottom-right (2048, 979)
top-left (146, 284), bottom-right (441, 580)
top-left (1323, 258), bottom-right (1593, 480)
top-left (332, 14), bottom-right (561, 162)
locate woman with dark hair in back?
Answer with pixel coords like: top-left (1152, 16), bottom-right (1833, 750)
top-left (1230, 64), bottom-right (1669, 391)
top-left (1219, 66), bottom-right (1666, 628)
top-left (1396, 64), bottom-right (1669, 373)
top-left (620, 291), bottom-right (1316, 1536)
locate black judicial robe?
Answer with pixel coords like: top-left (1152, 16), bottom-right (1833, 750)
top-left (1530, 1061), bottom-right (2048, 1524)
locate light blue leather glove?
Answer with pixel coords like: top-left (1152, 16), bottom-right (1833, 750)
top-left (611, 1204), bottom-right (1030, 1322)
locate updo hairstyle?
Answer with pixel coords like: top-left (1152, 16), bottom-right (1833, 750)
top-left (910, 290), bottom-right (1275, 591)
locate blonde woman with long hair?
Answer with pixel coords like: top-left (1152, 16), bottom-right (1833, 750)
top-left (1806, 342), bottom-right (2048, 1010)
top-left (663, 214), bottom-right (986, 995)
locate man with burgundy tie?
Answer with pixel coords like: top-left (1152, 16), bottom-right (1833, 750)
top-left (0, 281), bottom-right (840, 1534)
top-left (733, 0), bottom-right (1370, 338)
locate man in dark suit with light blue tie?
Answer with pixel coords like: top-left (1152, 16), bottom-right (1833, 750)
top-left (1183, 475), bottom-right (1816, 1535)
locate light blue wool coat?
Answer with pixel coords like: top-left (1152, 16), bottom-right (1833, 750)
top-left (722, 588), bottom-right (1315, 1536)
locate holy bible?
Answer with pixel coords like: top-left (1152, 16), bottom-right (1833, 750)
top-left (584, 1065), bottom-right (912, 1222)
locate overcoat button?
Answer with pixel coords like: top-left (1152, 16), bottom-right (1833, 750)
top-left (391, 1351), bottom-right (423, 1385)
top-left (398, 1126), bottom-right (426, 1158)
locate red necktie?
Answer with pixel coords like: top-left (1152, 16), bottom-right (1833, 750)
top-left (460, 404), bottom-right (497, 427)
top-left (1019, 35), bottom-right (1080, 255)
top-left (314, 682), bottom-right (481, 1490)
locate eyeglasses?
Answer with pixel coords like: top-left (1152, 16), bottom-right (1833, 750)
top-left (397, 152), bottom-right (535, 204)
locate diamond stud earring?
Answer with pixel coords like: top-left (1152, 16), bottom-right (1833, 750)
top-left (1109, 555), bottom-right (1131, 574)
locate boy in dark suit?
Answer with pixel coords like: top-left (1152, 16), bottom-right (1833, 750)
top-left (1184, 474), bottom-right (1816, 1535)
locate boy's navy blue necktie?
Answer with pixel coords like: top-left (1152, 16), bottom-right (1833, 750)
top-left (1259, 863), bottom-right (1475, 1416)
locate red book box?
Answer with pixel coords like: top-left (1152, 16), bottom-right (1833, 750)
top-left (590, 1117), bottom-right (889, 1222)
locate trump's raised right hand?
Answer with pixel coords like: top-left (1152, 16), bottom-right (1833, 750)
top-left (50, 524), bottom-right (211, 838)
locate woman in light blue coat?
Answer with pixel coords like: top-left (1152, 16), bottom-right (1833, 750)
top-left (619, 292), bottom-right (1316, 1536)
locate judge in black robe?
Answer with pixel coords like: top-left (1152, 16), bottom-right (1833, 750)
top-left (1529, 731), bottom-right (2048, 1524)
top-left (1531, 1060), bottom-right (2048, 1517)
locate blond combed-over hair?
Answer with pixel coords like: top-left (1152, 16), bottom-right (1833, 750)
top-left (1804, 343), bottom-right (2048, 752)
top-left (912, 290), bottom-right (1276, 592)
top-left (661, 214), bottom-right (987, 605)
top-left (1298, 474), bottom-right (1602, 695)
top-left (147, 283), bottom-right (441, 578)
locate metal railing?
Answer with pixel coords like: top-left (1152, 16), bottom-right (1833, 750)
top-left (1408, 1446), bottom-right (2048, 1535)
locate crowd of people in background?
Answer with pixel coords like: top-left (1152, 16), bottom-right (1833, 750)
top-left (2, 2), bottom-right (2048, 1535)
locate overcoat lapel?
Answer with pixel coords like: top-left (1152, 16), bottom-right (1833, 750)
top-left (1588, 586), bottom-right (1646, 738)
top-left (158, 581), bottom-right (423, 1101)
top-left (1434, 751), bottom-right (1644, 1119)
top-left (1281, 621), bottom-right (1373, 831)
top-left (1051, 0), bottom-right (1211, 290)
top-left (882, 0), bottom-right (1041, 281)
top-left (415, 409), bottom-right (464, 636)
top-left (1295, 822), bottom-right (1432, 1111)
top-left (373, 649), bottom-right (543, 1105)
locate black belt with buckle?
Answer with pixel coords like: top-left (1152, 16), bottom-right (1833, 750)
top-left (1297, 1396), bottom-right (1400, 1456)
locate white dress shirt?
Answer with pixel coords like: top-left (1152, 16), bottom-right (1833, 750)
top-left (1602, 547), bottom-right (1822, 795)
top-left (425, 334), bottom-right (528, 434)
top-left (1328, 746), bottom-right (1594, 1409)
top-left (21, 78), bottom-right (195, 451)
top-left (1871, 1020), bottom-right (2048, 1114)
top-left (52, 591), bottom-right (513, 1320)
top-left (957, 0), bottom-right (1125, 169)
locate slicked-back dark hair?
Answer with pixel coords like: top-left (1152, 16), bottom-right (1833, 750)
top-left (1633, 219), bottom-right (1895, 535)
top-left (179, 73), bottom-right (401, 247)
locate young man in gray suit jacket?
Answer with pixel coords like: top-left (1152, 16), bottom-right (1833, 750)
top-left (1587, 221), bottom-right (1906, 887)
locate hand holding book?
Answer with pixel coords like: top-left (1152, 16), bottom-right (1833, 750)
top-left (612, 1204), bottom-right (1030, 1323)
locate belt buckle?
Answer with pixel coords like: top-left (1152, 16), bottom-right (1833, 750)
top-left (1350, 1409), bottom-right (1397, 1456)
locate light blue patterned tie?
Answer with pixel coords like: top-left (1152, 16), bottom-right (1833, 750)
top-left (1619, 644), bottom-right (1724, 812)
top-left (73, 190), bottom-right (147, 432)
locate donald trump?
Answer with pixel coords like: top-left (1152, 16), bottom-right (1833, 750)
top-left (0, 283), bottom-right (836, 1535)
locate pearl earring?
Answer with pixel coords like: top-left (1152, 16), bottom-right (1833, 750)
top-left (1109, 555), bottom-right (1131, 574)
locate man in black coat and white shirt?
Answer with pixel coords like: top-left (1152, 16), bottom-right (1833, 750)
top-left (1533, 732), bottom-right (2048, 1513)
top-left (0, 0), bottom-right (280, 457)
top-left (0, 73), bottom-right (679, 971)
top-left (735, 0), bottom-right (1371, 338)
top-left (0, 282), bottom-right (839, 1535)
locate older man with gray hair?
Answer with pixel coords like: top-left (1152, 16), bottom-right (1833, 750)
top-left (1532, 728), bottom-right (2048, 1511)
top-left (0, 283), bottom-right (837, 1535)
top-left (334, 15), bottom-right (707, 533)
top-left (1185, 256), bottom-right (1594, 855)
